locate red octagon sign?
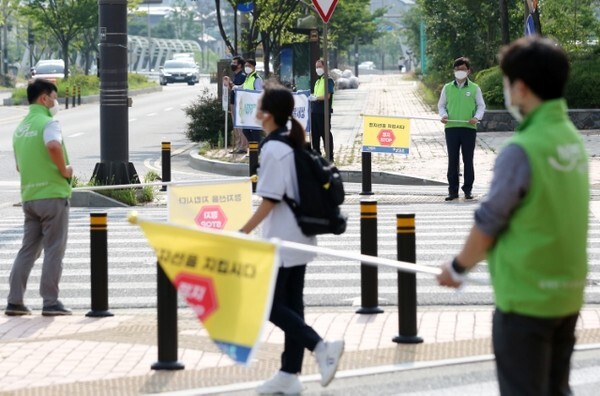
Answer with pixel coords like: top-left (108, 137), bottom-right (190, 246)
top-left (174, 273), bottom-right (218, 322)
top-left (377, 129), bottom-right (395, 146)
top-left (195, 205), bottom-right (228, 230)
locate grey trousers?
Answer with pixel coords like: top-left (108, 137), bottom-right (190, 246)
top-left (8, 198), bottom-right (69, 307)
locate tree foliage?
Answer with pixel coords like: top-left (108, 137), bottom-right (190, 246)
top-left (539, 0), bottom-right (600, 51)
top-left (21, 0), bottom-right (98, 79)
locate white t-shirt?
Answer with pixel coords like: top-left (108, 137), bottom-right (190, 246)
top-left (43, 120), bottom-right (62, 144)
top-left (256, 138), bottom-right (317, 267)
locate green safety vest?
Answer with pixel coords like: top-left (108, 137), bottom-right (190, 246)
top-left (443, 79), bottom-right (479, 129)
top-left (242, 71), bottom-right (260, 90)
top-left (313, 76), bottom-right (334, 111)
top-left (13, 104), bottom-right (71, 202)
top-left (487, 99), bottom-right (589, 318)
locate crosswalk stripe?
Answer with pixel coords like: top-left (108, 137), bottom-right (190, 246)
top-left (0, 205), bottom-right (598, 309)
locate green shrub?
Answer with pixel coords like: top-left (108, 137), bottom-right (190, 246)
top-left (10, 73), bottom-right (156, 105)
top-left (184, 88), bottom-right (231, 147)
top-left (475, 66), bottom-right (504, 109)
top-left (0, 74), bottom-right (16, 88)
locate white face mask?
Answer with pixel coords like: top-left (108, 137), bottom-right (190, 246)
top-left (49, 99), bottom-right (60, 116)
top-left (316, 67), bottom-right (324, 76)
top-left (454, 70), bottom-right (468, 80)
top-left (244, 67), bottom-right (253, 75)
top-left (503, 82), bottom-right (523, 122)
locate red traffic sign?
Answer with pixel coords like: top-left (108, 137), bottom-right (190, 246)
top-left (174, 273), bottom-right (218, 322)
top-left (312, 0), bottom-right (339, 24)
top-left (377, 129), bottom-right (396, 146)
top-left (195, 205), bottom-right (228, 230)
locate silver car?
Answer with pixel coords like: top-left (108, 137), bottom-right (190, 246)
top-left (159, 60), bottom-right (199, 86)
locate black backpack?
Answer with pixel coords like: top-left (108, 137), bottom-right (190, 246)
top-left (268, 134), bottom-right (347, 236)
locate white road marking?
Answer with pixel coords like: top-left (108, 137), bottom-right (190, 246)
top-left (147, 113), bottom-right (157, 117)
top-left (164, 107), bottom-right (173, 112)
top-left (129, 118), bottom-right (137, 122)
top-left (67, 132), bottom-right (84, 138)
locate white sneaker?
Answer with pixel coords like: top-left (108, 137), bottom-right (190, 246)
top-left (315, 340), bottom-right (345, 387)
top-left (256, 371), bottom-right (304, 394)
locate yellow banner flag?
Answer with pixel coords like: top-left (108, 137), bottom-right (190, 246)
top-left (362, 115), bottom-right (411, 154)
top-left (168, 180), bottom-right (252, 231)
top-left (131, 215), bottom-right (279, 365)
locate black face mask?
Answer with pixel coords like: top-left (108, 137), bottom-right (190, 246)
top-left (230, 64), bottom-right (238, 71)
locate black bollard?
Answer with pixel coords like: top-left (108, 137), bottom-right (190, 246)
top-left (393, 214), bottom-right (423, 344)
top-left (160, 141), bottom-right (171, 192)
top-left (86, 213), bottom-right (114, 317)
top-left (248, 141), bottom-right (259, 192)
top-left (65, 88), bottom-right (69, 109)
top-left (77, 85), bottom-right (81, 106)
top-left (356, 200), bottom-right (383, 314)
top-left (72, 86), bottom-right (76, 108)
top-left (360, 151), bottom-right (373, 195)
top-left (151, 262), bottom-right (184, 370)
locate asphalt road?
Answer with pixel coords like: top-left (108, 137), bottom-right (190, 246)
top-left (0, 82), bottom-right (218, 207)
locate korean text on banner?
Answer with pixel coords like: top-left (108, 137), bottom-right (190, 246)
top-left (133, 217), bottom-right (279, 365)
top-left (362, 115), bottom-right (411, 154)
top-left (234, 89), bottom-right (311, 132)
top-left (168, 180), bottom-right (252, 231)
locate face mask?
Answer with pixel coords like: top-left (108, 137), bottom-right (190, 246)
top-left (230, 64), bottom-right (238, 71)
top-left (454, 70), bottom-right (468, 80)
top-left (49, 99), bottom-right (59, 116)
top-left (316, 67), bottom-right (324, 76)
top-left (244, 67), bottom-right (253, 75)
top-left (503, 83), bottom-right (523, 122)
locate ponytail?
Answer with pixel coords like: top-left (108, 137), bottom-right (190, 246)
top-left (289, 117), bottom-right (307, 149)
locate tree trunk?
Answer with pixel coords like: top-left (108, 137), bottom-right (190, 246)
top-left (499, 0), bottom-right (510, 44)
top-left (215, 0), bottom-right (235, 55)
top-left (62, 41), bottom-right (69, 80)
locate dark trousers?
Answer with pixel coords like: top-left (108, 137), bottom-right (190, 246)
top-left (492, 309), bottom-right (579, 396)
top-left (269, 265), bottom-right (321, 374)
top-left (311, 112), bottom-right (334, 161)
top-left (444, 127), bottom-right (476, 196)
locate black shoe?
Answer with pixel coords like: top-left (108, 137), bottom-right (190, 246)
top-left (465, 193), bottom-right (474, 200)
top-left (5, 303), bottom-right (32, 316)
top-left (42, 301), bottom-right (72, 316)
top-left (235, 149), bottom-right (247, 154)
top-left (445, 195), bottom-right (459, 201)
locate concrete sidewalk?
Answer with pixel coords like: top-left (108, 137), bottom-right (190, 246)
top-left (1, 305), bottom-right (599, 395)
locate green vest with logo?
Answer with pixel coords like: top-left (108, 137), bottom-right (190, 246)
top-left (443, 79), bottom-right (479, 129)
top-left (487, 99), bottom-right (588, 318)
top-left (242, 71), bottom-right (260, 90)
top-left (13, 104), bottom-right (71, 202)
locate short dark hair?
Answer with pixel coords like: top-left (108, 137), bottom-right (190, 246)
top-left (500, 35), bottom-right (569, 100)
top-left (232, 55), bottom-right (245, 66)
top-left (245, 59), bottom-right (256, 67)
top-left (27, 79), bottom-right (58, 104)
top-left (316, 58), bottom-right (326, 67)
top-left (453, 57), bottom-right (471, 70)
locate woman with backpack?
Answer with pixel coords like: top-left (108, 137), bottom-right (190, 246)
top-left (239, 83), bottom-right (344, 394)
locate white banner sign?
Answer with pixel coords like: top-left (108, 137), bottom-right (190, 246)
top-left (233, 89), bottom-right (311, 132)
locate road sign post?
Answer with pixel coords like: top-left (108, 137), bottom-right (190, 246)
top-left (311, 0), bottom-right (339, 162)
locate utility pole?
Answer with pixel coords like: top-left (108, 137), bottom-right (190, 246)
top-left (92, 0), bottom-right (138, 185)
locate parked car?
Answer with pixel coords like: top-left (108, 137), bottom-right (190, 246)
top-left (358, 61), bottom-right (376, 70)
top-left (159, 60), bottom-right (199, 86)
top-left (31, 60), bottom-right (67, 83)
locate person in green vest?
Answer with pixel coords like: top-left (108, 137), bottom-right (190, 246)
top-left (6, 79), bottom-right (73, 317)
top-left (309, 59), bottom-right (335, 161)
top-left (437, 36), bottom-right (589, 395)
top-left (438, 57), bottom-right (486, 201)
top-left (242, 58), bottom-right (264, 144)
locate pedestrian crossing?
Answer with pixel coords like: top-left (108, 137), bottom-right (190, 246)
top-left (0, 203), bottom-right (599, 310)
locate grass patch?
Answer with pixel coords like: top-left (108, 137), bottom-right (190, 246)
top-left (73, 171), bottom-right (160, 206)
top-left (11, 73), bottom-right (157, 105)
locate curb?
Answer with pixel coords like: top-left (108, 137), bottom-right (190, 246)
top-left (188, 149), bottom-right (447, 186)
top-left (2, 86), bottom-right (163, 106)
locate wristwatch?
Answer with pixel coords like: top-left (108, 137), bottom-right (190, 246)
top-left (451, 257), bottom-right (467, 274)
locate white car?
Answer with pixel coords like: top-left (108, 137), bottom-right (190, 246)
top-left (159, 60), bottom-right (199, 86)
top-left (358, 61), bottom-right (376, 70)
top-left (32, 60), bottom-right (67, 83)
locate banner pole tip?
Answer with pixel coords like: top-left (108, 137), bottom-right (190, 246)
top-left (127, 211), bottom-right (139, 224)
